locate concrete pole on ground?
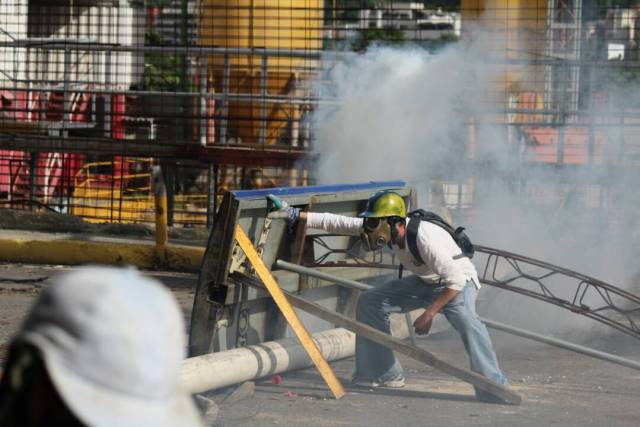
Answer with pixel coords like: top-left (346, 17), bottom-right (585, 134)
top-left (181, 328), bottom-right (355, 394)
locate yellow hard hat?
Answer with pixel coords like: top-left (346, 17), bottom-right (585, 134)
top-left (359, 191), bottom-right (406, 218)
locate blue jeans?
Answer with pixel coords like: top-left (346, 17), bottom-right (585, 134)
top-left (354, 275), bottom-right (507, 396)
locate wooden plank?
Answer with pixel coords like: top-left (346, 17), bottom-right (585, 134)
top-left (234, 225), bottom-right (345, 399)
top-left (236, 272), bottom-right (521, 405)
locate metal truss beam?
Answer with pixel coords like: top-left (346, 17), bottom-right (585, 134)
top-left (0, 134), bottom-right (307, 167)
top-left (476, 245), bottom-right (640, 340)
top-left (2, 41), bottom-right (640, 69)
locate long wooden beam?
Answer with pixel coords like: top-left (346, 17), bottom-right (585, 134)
top-left (236, 272), bottom-right (522, 405)
top-left (235, 225), bottom-right (345, 399)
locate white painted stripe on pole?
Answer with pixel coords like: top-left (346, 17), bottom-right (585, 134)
top-left (181, 328), bottom-right (355, 394)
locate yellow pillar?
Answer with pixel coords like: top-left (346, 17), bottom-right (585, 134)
top-left (152, 165), bottom-right (168, 262)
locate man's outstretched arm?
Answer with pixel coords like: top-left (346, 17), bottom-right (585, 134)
top-left (267, 195), bottom-right (363, 236)
top-left (304, 212), bottom-right (363, 236)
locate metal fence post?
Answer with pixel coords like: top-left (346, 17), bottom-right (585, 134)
top-left (200, 56), bottom-right (208, 146)
top-left (259, 54), bottom-right (268, 145)
top-left (63, 47), bottom-right (71, 138)
top-left (220, 53), bottom-right (230, 145)
top-left (104, 50), bottom-right (112, 137)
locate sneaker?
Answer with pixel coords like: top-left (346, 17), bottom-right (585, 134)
top-left (475, 392), bottom-right (509, 404)
top-left (352, 375), bottom-right (405, 389)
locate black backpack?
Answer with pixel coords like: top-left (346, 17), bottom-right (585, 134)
top-left (405, 209), bottom-right (475, 265)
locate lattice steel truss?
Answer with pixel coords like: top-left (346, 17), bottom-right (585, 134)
top-left (476, 245), bottom-right (640, 340)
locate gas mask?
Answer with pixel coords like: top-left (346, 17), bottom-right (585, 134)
top-left (360, 217), bottom-right (392, 251)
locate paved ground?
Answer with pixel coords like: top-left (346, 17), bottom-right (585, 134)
top-left (1, 263), bottom-right (639, 427)
top-left (0, 264), bottom-right (197, 344)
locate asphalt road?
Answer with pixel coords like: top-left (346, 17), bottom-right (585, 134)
top-left (1, 263), bottom-right (639, 427)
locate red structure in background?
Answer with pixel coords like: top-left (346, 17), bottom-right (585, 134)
top-left (0, 151), bottom-right (85, 204)
top-left (0, 89), bottom-right (131, 204)
top-left (517, 89), bottom-right (618, 165)
top-left (522, 127), bottom-right (608, 164)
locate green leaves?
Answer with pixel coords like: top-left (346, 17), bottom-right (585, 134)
top-left (353, 28), bottom-right (405, 51)
top-left (143, 29), bottom-right (184, 91)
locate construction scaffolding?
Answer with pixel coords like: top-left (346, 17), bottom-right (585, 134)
top-left (0, 0), bottom-right (638, 231)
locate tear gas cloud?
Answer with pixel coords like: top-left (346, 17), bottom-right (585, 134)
top-left (310, 36), bottom-right (640, 340)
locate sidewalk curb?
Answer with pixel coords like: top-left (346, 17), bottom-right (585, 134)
top-left (0, 237), bottom-right (204, 272)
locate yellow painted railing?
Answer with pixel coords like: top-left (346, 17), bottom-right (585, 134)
top-left (71, 160), bottom-right (208, 225)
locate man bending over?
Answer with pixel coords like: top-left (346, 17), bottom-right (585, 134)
top-left (268, 190), bottom-right (507, 402)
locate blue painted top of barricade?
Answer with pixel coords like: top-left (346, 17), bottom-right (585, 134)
top-left (232, 181), bottom-right (407, 200)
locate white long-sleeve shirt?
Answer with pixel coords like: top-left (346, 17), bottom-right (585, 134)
top-left (306, 212), bottom-right (480, 291)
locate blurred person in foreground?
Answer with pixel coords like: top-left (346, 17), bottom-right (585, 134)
top-left (0, 267), bottom-right (203, 427)
top-left (267, 191), bottom-right (508, 402)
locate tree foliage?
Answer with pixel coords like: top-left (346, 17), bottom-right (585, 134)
top-left (143, 29), bottom-right (183, 91)
top-left (352, 28), bottom-right (405, 51)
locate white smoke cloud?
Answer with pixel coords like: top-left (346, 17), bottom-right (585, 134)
top-left (310, 36), bottom-right (640, 342)
top-left (312, 41), bottom-right (499, 187)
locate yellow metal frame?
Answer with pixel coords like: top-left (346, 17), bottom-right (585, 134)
top-left (70, 159), bottom-right (209, 225)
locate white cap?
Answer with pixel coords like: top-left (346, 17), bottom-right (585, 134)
top-left (15, 267), bottom-right (203, 427)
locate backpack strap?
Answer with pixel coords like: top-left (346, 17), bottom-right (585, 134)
top-left (407, 209), bottom-right (475, 260)
top-left (406, 217), bottom-right (425, 266)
